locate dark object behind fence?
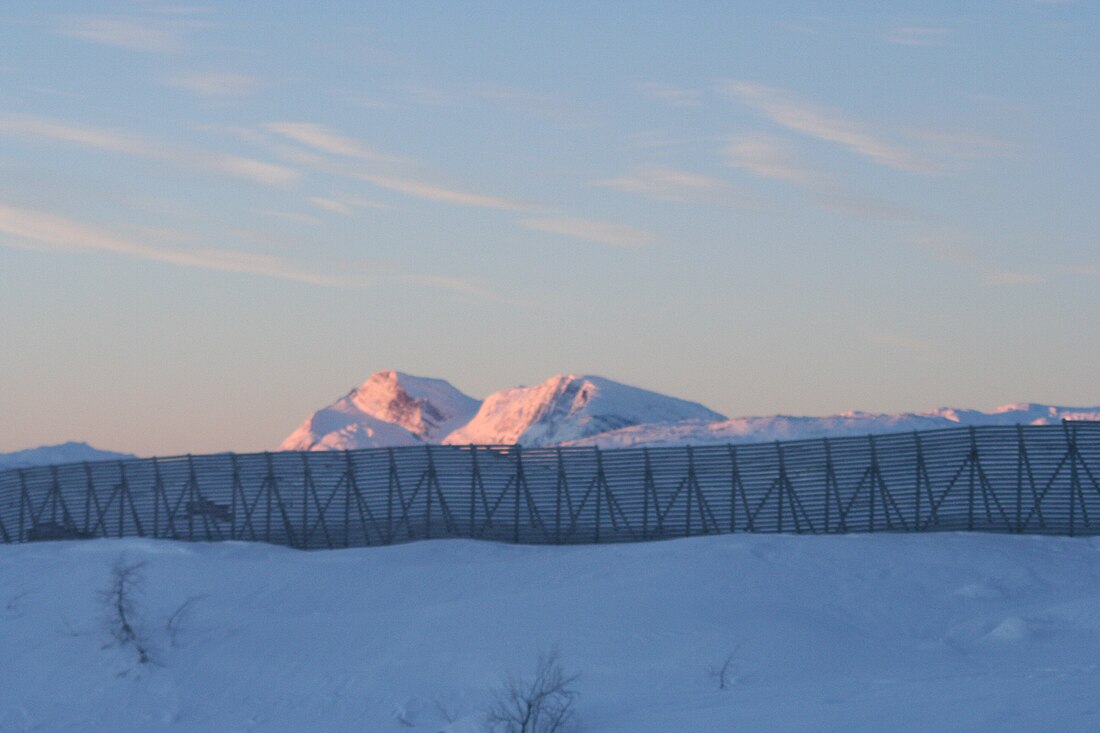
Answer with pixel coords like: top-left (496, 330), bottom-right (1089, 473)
top-left (2, 422), bottom-right (1099, 549)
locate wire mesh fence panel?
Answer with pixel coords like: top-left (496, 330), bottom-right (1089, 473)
top-left (2, 422), bottom-right (1099, 548)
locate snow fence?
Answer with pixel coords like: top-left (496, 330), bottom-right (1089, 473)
top-left (1, 422), bottom-right (1099, 548)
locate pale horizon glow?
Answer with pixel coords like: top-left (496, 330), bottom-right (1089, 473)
top-left (0, 1), bottom-right (1097, 455)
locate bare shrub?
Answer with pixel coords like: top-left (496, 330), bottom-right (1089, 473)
top-left (708, 643), bottom-right (743, 690)
top-left (486, 650), bottom-right (580, 733)
top-left (165, 596), bottom-right (203, 648)
top-left (99, 558), bottom-right (150, 665)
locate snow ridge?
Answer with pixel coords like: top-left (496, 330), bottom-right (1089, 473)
top-left (566, 403), bottom-right (1100, 449)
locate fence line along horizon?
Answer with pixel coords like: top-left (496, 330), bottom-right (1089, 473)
top-left (2, 422), bottom-right (1098, 548)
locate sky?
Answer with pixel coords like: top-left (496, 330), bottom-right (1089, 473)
top-left (0, 1), bottom-right (1098, 456)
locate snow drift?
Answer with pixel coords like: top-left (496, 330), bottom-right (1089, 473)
top-left (2, 532), bottom-right (1100, 732)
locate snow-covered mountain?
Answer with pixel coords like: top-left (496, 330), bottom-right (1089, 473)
top-left (279, 370), bottom-right (481, 451)
top-left (0, 442), bottom-right (134, 470)
top-left (443, 374), bottom-right (726, 447)
top-left (564, 402), bottom-right (1100, 449)
top-left (278, 371), bottom-right (1100, 451)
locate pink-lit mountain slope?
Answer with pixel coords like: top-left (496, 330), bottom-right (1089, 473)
top-left (442, 374), bottom-right (726, 447)
top-left (278, 371), bottom-right (481, 451)
top-left (278, 371), bottom-right (1100, 452)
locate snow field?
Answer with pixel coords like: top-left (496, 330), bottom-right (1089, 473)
top-left (1, 532), bottom-right (1100, 731)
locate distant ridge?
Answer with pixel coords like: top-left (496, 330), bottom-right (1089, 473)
top-left (0, 442), bottom-right (134, 470)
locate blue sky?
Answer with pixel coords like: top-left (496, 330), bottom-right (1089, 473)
top-left (0, 1), bottom-right (1097, 455)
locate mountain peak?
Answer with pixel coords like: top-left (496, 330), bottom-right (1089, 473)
top-left (443, 373), bottom-right (726, 447)
top-left (279, 371), bottom-right (480, 451)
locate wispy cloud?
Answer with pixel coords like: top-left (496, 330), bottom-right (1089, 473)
top-left (263, 121), bottom-right (536, 210)
top-left (165, 72), bottom-right (257, 97)
top-left (724, 136), bottom-right (822, 186)
top-left (0, 115), bottom-right (299, 187)
top-left (0, 204), bottom-right (355, 287)
top-left (910, 234), bottom-right (1046, 286)
top-left (57, 15), bottom-right (181, 52)
top-left (885, 26), bottom-right (950, 47)
top-left (307, 195), bottom-right (390, 216)
top-left (594, 167), bottom-right (749, 206)
top-left (308, 197), bottom-right (355, 216)
top-left (355, 173), bottom-right (536, 211)
top-left (634, 82), bottom-right (702, 107)
top-left (398, 274), bottom-right (499, 301)
top-left (0, 115), bottom-right (151, 155)
top-left (723, 135), bottom-right (920, 222)
top-left (520, 217), bottom-right (656, 247)
top-left (209, 156), bottom-right (299, 187)
top-left (0, 202), bottom-right (500, 299)
top-left (264, 122), bottom-right (398, 163)
top-left (720, 81), bottom-right (939, 173)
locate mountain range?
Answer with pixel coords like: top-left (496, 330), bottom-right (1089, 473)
top-left (277, 371), bottom-right (1100, 451)
top-left (3, 373), bottom-right (1097, 467)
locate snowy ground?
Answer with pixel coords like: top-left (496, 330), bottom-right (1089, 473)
top-left (2, 532), bottom-right (1099, 732)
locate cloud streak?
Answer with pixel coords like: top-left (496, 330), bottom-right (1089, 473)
top-left (0, 115), bottom-right (299, 187)
top-left (594, 167), bottom-right (752, 207)
top-left (0, 204), bottom-right (356, 287)
top-left (520, 217), bottom-right (656, 247)
top-left (57, 15), bottom-right (181, 52)
top-left (355, 173), bottom-right (536, 211)
top-left (307, 195), bottom-right (390, 216)
top-left (165, 72), bottom-right (258, 97)
top-left (265, 121), bottom-right (540, 210)
top-left (265, 122), bottom-right (535, 210)
top-left (723, 135), bottom-right (921, 222)
top-left (264, 122), bottom-right (398, 163)
top-left (0, 204), bottom-right (501, 298)
top-left (721, 81), bottom-right (939, 173)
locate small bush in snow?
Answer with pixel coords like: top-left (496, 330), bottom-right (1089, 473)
top-left (708, 643), bottom-right (743, 690)
top-left (485, 650), bottom-right (580, 733)
top-left (100, 558), bottom-right (151, 665)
